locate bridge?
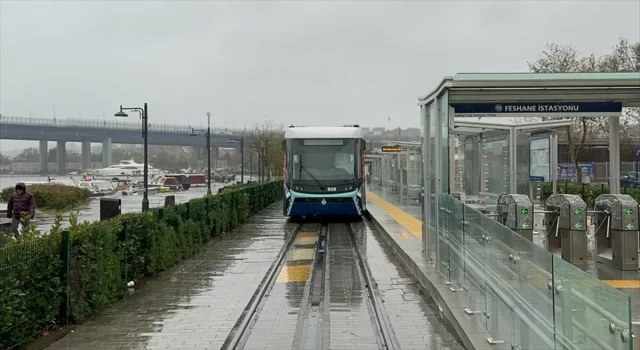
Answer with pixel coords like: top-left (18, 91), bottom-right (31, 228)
top-left (0, 115), bottom-right (253, 173)
top-left (0, 116), bottom-right (387, 173)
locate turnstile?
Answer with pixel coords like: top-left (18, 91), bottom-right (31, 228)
top-left (497, 194), bottom-right (534, 241)
top-left (593, 194), bottom-right (639, 271)
top-left (544, 194), bottom-right (588, 269)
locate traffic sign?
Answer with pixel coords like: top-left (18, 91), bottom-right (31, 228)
top-left (520, 208), bottom-right (529, 215)
top-left (625, 208), bottom-right (634, 215)
top-left (573, 208), bottom-right (582, 215)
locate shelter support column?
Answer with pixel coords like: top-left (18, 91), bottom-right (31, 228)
top-left (81, 141), bottom-right (91, 170)
top-left (102, 138), bottom-right (112, 168)
top-left (551, 132), bottom-right (558, 194)
top-left (509, 127), bottom-right (517, 193)
top-left (474, 135), bottom-right (483, 195)
top-left (39, 140), bottom-right (48, 174)
top-left (609, 116), bottom-right (621, 194)
top-left (56, 141), bottom-right (66, 175)
top-left (421, 105), bottom-right (428, 255)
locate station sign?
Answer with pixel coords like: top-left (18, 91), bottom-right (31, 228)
top-left (381, 145), bottom-right (402, 153)
top-left (450, 102), bottom-right (622, 118)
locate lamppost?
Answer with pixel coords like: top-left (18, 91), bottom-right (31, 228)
top-left (228, 137), bottom-right (244, 184)
top-left (114, 103), bottom-right (149, 212)
top-left (190, 112), bottom-right (212, 195)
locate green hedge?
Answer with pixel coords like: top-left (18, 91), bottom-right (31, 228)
top-left (1, 184), bottom-right (91, 211)
top-left (540, 182), bottom-right (640, 208)
top-left (0, 181), bottom-right (283, 349)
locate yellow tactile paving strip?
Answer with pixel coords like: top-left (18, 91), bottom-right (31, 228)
top-left (367, 192), bottom-right (422, 240)
top-left (294, 237), bottom-right (318, 246)
top-left (276, 230), bottom-right (318, 283)
top-left (367, 192), bottom-right (640, 289)
top-left (277, 265), bottom-right (311, 283)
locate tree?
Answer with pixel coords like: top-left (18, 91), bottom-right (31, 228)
top-left (0, 152), bottom-right (9, 165)
top-left (12, 148), bottom-right (40, 163)
top-left (526, 39), bottom-right (639, 182)
top-left (248, 119), bottom-right (285, 180)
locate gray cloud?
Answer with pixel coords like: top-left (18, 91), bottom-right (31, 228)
top-left (1, 0), bottom-right (639, 147)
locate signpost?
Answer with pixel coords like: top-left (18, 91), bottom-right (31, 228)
top-left (450, 102), bottom-right (622, 118)
top-left (381, 145), bottom-right (402, 153)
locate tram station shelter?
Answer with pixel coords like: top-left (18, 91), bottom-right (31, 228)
top-left (415, 72), bottom-right (640, 350)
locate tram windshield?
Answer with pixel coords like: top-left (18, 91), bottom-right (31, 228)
top-left (291, 138), bottom-right (357, 183)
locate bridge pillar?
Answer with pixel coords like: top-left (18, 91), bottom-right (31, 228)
top-left (56, 141), bottom-right (66, 175)
top-left (102, 138), bottom-right (112, 168)
top-left (39, 140), bottom-right (48, 175)
top-left (81, 141), bottom-right (91, 170)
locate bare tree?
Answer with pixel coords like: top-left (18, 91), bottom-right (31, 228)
top-left (248, 118), bottom-right (285, 181)
top-left (524, 40), bottom-right (639, 182)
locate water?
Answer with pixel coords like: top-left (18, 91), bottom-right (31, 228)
top-left (0, 174), bottom-right (257, 232)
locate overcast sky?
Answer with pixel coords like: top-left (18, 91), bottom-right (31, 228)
top-left (1, 0), bottom-right (639, 151)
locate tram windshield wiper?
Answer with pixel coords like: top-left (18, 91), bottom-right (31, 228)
top-left (299, 159), bottom-right (325, 190)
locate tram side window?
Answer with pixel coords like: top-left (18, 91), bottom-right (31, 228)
top-left (292, 154), bottom-right (300, 179)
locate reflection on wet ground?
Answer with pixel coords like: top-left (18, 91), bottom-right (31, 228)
top-left (45, 204), bottom-right (296, 350)
top-left (326, 224), bottom-right (379, 349)
top-left (242, 224), bottom-right (319, 349)
top-left (352, 221), bottom-right (466, 350)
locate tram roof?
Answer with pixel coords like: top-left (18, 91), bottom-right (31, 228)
top-left (285, 126), bottom-right (363, 139)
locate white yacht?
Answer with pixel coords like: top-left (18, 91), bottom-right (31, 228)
top-left (92, 159), bottom-right (161, 177)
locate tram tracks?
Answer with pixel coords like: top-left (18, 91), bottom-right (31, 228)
top-left (222, 220), bottom-right (399, 350)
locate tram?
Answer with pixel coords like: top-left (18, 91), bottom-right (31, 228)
top-left (282, 125), bottom-right (367, 218)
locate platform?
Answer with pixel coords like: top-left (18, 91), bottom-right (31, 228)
top-left (366, 188), bottom-right (639, 350)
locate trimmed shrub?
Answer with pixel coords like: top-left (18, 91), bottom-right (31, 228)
top-left (540, 182), bottom-right (640, 208)
top-left (1, 184), bottom-right (91, 212)
top-left (0, 180), bottom-right (283, 349)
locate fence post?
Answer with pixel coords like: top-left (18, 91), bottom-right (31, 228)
top-left (60, 230), bottom-right (70, 325)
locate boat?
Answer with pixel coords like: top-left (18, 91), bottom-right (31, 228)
top-left (150, 174), bottom-right (188, 191)
top-left (76, 179), bottom-right (117, 197)
top-left (164, 174), bottom-right (191, 191)
top-left (213, 173), bottom-right (237, 183)
top-left (187, 174), bottom-right (207, 187)
top-left (114, 180), bottom-right (138, 196)
top-left (91, 159), bottom-right (162, 178)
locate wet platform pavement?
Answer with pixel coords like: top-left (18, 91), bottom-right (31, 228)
top-left (47, 204), bottom-right (297, 350)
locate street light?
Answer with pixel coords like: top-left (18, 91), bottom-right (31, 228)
top-left (114, 103), bottom-right (149, 212)
top-left (190, 112), bottom-right (212, 195)
top-left (228, 137), bottom-right (244, 184)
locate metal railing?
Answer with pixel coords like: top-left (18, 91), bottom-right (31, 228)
top-left (0, 116), bottom-right (248, 135)
top-left (438, 193), bottom-right (633, 350)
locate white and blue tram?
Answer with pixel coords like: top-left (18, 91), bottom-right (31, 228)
top-left (282, 125), bottom-right (367, 218)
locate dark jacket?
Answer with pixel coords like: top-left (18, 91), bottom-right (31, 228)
top-left (7, 192), bottom-right (36, 219)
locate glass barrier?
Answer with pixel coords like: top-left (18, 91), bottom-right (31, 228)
top-left (437, 193), bottom-right (633, 350)
top-left (552, 256), bottom-right (633, 350)
top-left (0, 116), bottom-right (247, 135)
